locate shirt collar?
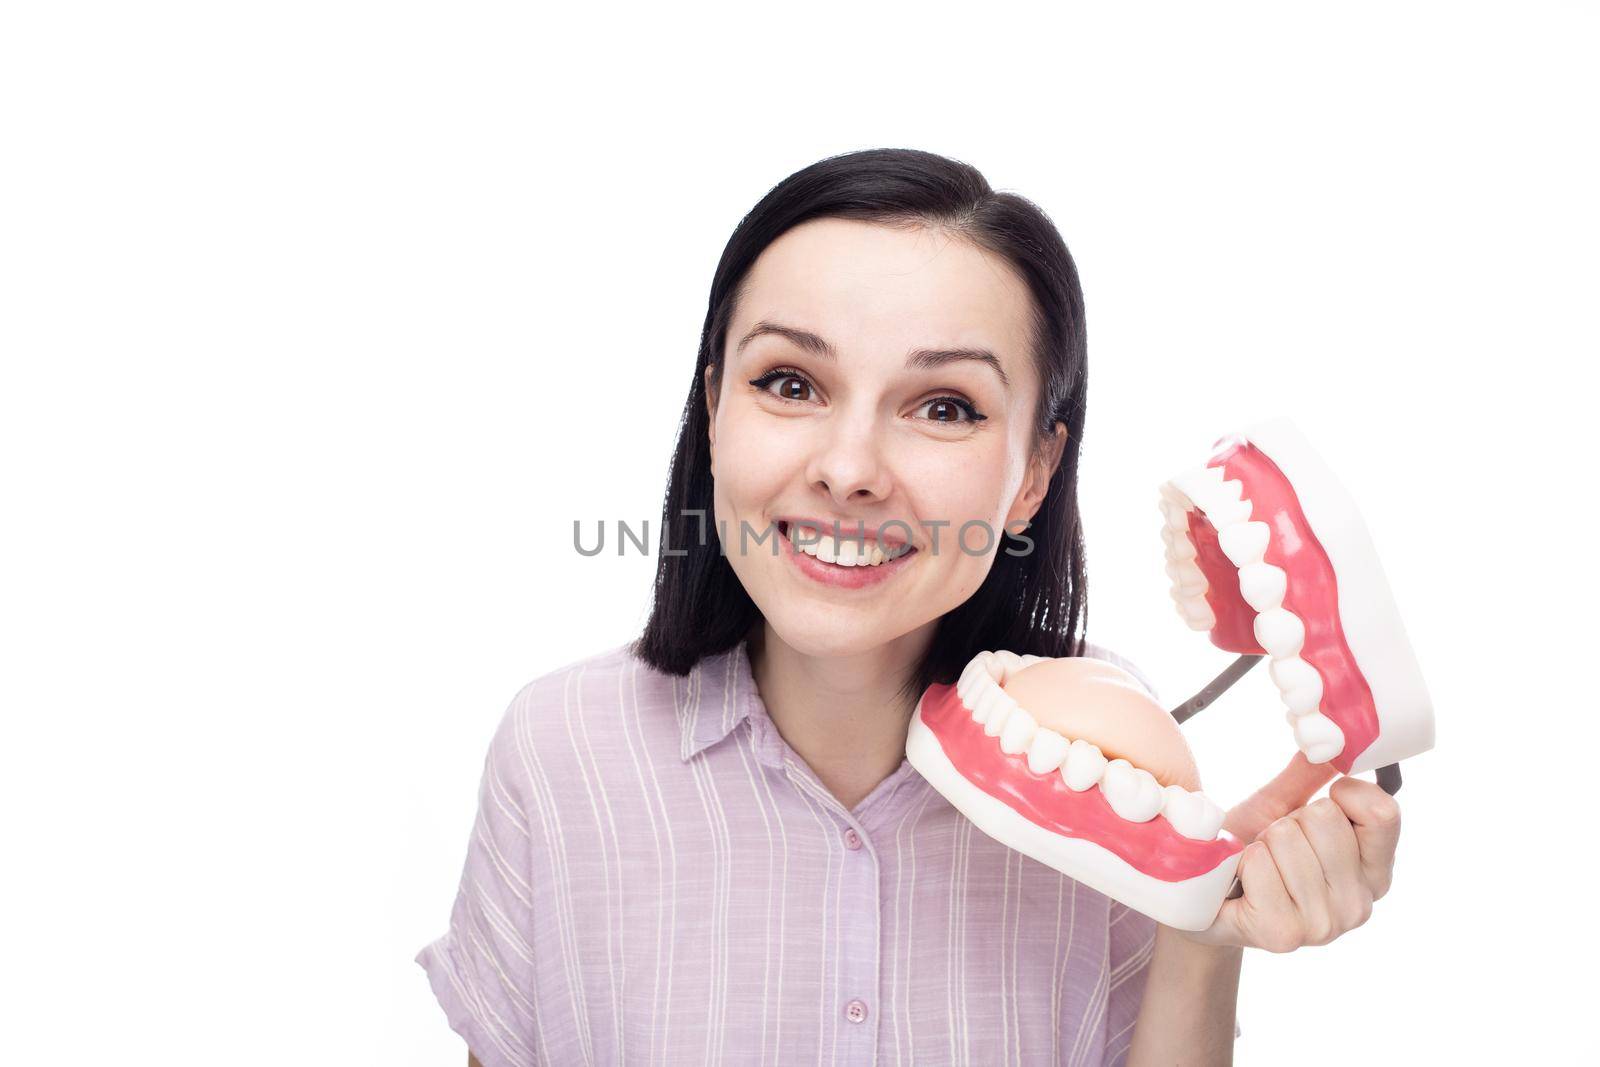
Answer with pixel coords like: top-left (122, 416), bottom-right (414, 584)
top-left (678, 637), bottom-right (759, 762)
top-left (674, 636), bottom-right (933, 817)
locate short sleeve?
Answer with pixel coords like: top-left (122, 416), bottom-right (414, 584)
top-left (415, 694), bottom-right (543, 1067)
top-left (1102, 899), bottom-right (1158, 1064)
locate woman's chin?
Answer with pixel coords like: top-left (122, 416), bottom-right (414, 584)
top-left (762, 617), bottom-right (927, 664)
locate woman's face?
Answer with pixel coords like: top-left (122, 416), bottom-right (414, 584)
top-left (705, 217), bottom-right (1066, 661)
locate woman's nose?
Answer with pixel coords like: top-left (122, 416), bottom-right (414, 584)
top-left (805, 413), bottom-right (891, 504)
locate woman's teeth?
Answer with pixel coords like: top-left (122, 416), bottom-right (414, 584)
top-left (785, 524), bottom-right (912, 567)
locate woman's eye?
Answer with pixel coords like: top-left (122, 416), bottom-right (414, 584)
top-left (771, 375), bottom-right (812, 401)
top-left (749, 368), bottom-right (816, 403)
top-left (915, 396), bottom-right (987, 424)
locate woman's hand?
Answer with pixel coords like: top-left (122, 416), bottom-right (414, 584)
top-left (1176, 752), bottom-right (1402, 951)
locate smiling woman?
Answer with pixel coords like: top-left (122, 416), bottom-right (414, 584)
top-left (642, 154), bottom-right (1093, 700)
top-left (416, 148), bottom-right (1207, 1067)
top-left (699, 214), bottom-right (1072, 714)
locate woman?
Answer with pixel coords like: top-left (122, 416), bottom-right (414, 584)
top-left (415, 148), bottom-right (1402, 1066)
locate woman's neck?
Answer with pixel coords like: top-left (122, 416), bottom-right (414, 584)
top-left (748, 619), bottom-right (936, 812)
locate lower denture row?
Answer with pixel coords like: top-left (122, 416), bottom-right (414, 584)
top-left (958, 652), bottom-right (1226, 841)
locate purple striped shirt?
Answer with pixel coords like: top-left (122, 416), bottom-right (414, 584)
top-left (415, 637), bottom-right (1160, 1066)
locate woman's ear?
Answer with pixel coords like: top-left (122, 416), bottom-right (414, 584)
top-left (1007, 421), bottom-right (1069, 528)
top-left (703, 363), bottom-right (718, 457)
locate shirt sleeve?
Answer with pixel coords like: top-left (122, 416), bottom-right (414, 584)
top-left (1102, 899), bottom-right (1159, 1065)
top-left (415, 693), bottom-right (543, 1067)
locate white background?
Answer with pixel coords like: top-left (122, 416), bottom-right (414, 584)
top-left (3, 3), bottom-right (1594, 1064)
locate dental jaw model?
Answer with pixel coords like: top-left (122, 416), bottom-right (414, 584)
top-left (906, 652), bottom-right (1244, 930)
top-left (1160, 417), bottom-right (1434, 777)
top-left (905, 417), bottom-right (1435, 931)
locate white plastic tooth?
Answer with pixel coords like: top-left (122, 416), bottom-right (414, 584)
top-left (1237, 562), bottom-right (1288, 612)
top-left (958, 658), bottom-right (987, 696)
top-left (1282, 687), bottom-right (1322, 717)
top-left (992, 650), bottom-right (1026, 679)
top-left (981, 651), bottom-right (1005, 682)
top-left (1201, 479), bottom-right (1245, 519)
top-left (999, 705), bottom-right (1038, 755)
top-left (970, 683), bottom-right (999, 725)
top-left (970, 684), bottom-right (994, 726)
top-left (1260, 655), bottom-right (1324, 713)
top-left (1158, 480), bottom-right (1188, 506)
top-left (1159, 499), bottom-right (1188, 528)
top-left (1025, 727), bottom-right (1070, 776)
top-left (1060, 739), bottom-right (1109, 791)
top-left (1253, 607), bottom-right (1305, 657)
top-left (1100, 759), bottom-right (1165, 822)
top-left (981, 688), bottom-right (1018, 736)
top-left (1293, 712), bottom-right (1346, 764)
top-left (1271, 655), bottom-right (1324, 716)
top-left (1201, 495), bottom-right (1254, 527)
top-left (1164, 558), bottom-right (1207, 596)
top-left (1169, 529), bottom-right (1198, 561)
top-left (959, 659), bottom-right (985, 697)
top-left (1179, 597), bottom-right (1215, 630)
top-left (1161, 785), bottom-right (1225, 841)
top-left (1171, 465), bottom-right (1227, 503)
top-left (1217, 520), bottom-right (1271, 567)
top-left (1269, 655), bottom-right (1321, 694)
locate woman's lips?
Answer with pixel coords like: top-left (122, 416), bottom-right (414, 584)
top-left (777, 520), bottom-right (919, 590)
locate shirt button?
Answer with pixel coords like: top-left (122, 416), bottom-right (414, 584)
top-left (843, 827), bottom-right (862, 851)
top-left (845, 998), bottom-right (869, 1024)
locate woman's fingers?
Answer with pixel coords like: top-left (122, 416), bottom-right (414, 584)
top-left (1328, 775), bottom-right (1402, 899)
top-left (1196, 839), bottom-right (1297, 951)
top-left (1294, 796), bottom-right (1374, 933)
top-left (1223, 751), bottom-right (1340, 843)
top-left (1260, 816), bottom-right (1335, 945)
top-left (1174, 761), bottom-right (1403, 953)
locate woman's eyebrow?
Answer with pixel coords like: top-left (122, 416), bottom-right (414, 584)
top-left (735, 320), bottom-right (1011, 392)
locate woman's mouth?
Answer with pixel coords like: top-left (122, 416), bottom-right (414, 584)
top-left (776, 519), bottom-right (919, 590)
